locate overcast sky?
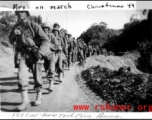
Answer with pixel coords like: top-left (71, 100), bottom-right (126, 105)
top-left (30, 10), bottom-right (141, 38)
top-left (0, 1), bottom-right (142, 38)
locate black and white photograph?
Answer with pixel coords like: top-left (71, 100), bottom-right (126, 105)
top-left (0, 1), bottom-right (152, 118)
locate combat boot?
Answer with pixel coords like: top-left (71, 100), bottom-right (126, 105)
top-left (48, 80), bottom-right (54, 92)
top-left (16, 90), bottom-right (30, 111)
top-left (58, 72), bottom-right (63, 82)
top-left (33, 91), bottom-right (42, 106)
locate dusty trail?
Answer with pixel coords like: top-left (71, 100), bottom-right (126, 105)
top-left (0, 48), bottom-right (141, 112)
top-left (0, 55), bottom-right (104, 112)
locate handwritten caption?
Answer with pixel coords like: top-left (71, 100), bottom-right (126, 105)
top-left (12, 2), bottom-right (135, 11)
top-left (11, 112), bottom-right (120, 119)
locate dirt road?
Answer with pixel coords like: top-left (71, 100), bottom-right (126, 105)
top-left (0, 48), bottom-right (141, 112)
top-left (0, 54), bottom-right (104, 112)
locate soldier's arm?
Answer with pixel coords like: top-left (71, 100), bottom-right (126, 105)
top-left (31, 21), bottom-right (50, 56)
top-left (49, 34), bottom-right (57, 51)
top-left (51, 34), bottom-right (59, 50)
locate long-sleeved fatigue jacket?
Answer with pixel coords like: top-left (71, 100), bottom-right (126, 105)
top-left (9, 19), bottom-right (51, 57)
top-left (53, 34), bottom-right (65, 51)
top-left (47, 33), bottom-right (59, 51)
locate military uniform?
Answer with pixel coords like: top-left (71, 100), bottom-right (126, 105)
top-left (9, 11), bottom-right (52, 110)
top-left (73, 38), bottom-right (78, 62)
top-left (92, 46), bottom-right (97, 55)
top-left (104, 48), bottom-right (108, 56)
top-left (87, 43), bottom-right (93, 57)
top-left (52, 28), bottom-right (65, 82)
top-left (71, 37), bottom-right (75, 65)
top-left (60, 30), bottom-right (68, 70)
top-left (77, 39), bottom-right (84, 61)
top-left (67, 34), bottom-right (74, 69)
top-left (41, 23), bottom-right (58, 91)
top-left (82, 41), bottom-right (87, 58)
top-left (96, 45), bottom-right (101, 55)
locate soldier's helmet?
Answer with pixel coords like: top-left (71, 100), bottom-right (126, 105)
top-left (53, 23), bottom-right (60, 29)
top-left (64, 30), bottom-right (68, 34)
top-left (15, 11), bottom-right (30, 17)
top-left (65, 32), bottom-right (69, 36)
top-left (41, 22), bottom-right (51, 30)
top-left (52, 28), bottom-right (60, 33)
top-left (68, 34), bottom-right (72, 37)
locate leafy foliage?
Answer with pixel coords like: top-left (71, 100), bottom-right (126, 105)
top-left (0, 11), bottom-right (17, 36)
top-left (79, 22), bottom-right (121, 47)
top-left (81, 66), bottom-right (151, 111)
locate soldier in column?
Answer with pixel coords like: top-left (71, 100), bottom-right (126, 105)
top-left (59, 28), bottom-right (68, 71)
top-left (67, 33), bottom-right (73, 69)
top-left (52, 26), bottom-right (65, 82)
top-left (77, 38), bottom-right (84, 62)
top-left (96, 45), bottom-right (101, 55)
top-left (64, 32), bottom-right (71, 70)
top-left (9, 11), bottom-right (52, 110)
top-left (82, 41), bottom-right (87, 59)
top-left (70, 36), bottom-right (75, 66)
top-left (104, 48), bottom-right (108, 56)
top-left (73, 37), bottom-right (78, 63)
top-left (87, 42), bottom-right (93, 57)
top-left (41, 22), bottom-right (58, 91)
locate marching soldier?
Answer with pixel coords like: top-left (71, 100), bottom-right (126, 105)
top-left (82, 41), bottom-right (87, 59)
top-left (77, 38), bottom-right (84, 62)
top-left (101, 48), bottom-right (104, 55)
top-left (67, 33), bottom-right (73, 69)
top-left (102, 48), bottom-right (107, 56)
top-left (73, 37), bottom-right (78, 63)
top-left (52, 26), bottom-right (65, 82)
top-left (96, 45), bottom-right (101, 55)
top-left (60, 29), bottom-right (68, 70)
top-left (87, 42), bottom-right (93, 57)
top-left (64, 32), bottom-right (71, 70)
top-left (53, 22), bottom-right (60, 29)
top-left (71, 37), bottom-right (75, 65)
top-left (9, 11), bottom-right (52, 110)
top-left (104, 48), bottom-right (108, 56)
top-left (92, 45), bottom-right (97, 55)
top-left (41, 22), bottom-right (58, 91)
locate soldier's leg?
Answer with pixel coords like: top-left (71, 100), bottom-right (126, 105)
top-left (75, 51), bottom-right (78, 61)
top-left (88, 51), bottom-right (91, 57)
top-left (81, 50), bottom-right (84, 61)
top-left (84, 50), bottom-right (87, 58)
top-left (16, 57), bottom-right (30, 111)
top-left (58, 53), bottom-right (64, 82)
top-left (71, 52), bottom-right (74, 65)
top-left (64, 55), bottom-right (68, 70)
top-left (43, 59), bottom-right (49, 75)
top-left (77, 51), bottom-right (80, 61)
top-left (67, 52), bottom-right (71, 70)
top-left (47, 53), bottom-right (56, 92)
top-left (62, 54), bottom-right (66, 76)
top-left (74, 51), bottom-right (76, 63)
top-left (32, 60), bottom-right (43, 106)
